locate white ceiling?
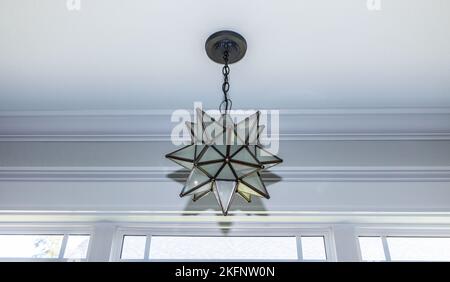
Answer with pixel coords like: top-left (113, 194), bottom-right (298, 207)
top-left (0, 0), bottom-right (449, 111)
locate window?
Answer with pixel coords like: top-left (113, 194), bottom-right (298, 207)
top-left (120, 235), bottom-right (147, 260)
top-left (148, 236), bottom-right (298, 260)
top-left (358, 237), bottom-right (386, 261)
top-left (358, 236), bottom-right (450, 262)
top-left (387, 237), bottom-right (450, 261)
top-left (0, 234), bottom-right (63, 259)
top-left (300, 236), bottom-right (327, 261)
top-left (118, 233), bottom-right (328, 261)
top-left (63, 235), bottom-right (90, 259)
top-left (0, 234), bottom-right (90, 261)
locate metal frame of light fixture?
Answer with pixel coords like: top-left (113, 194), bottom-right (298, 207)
top-left (166, 30), bottom-right (282, 215)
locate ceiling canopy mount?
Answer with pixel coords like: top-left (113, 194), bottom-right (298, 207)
top-left (205, 30), bottom-right (247, 64)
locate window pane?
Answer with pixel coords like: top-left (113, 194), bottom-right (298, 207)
top-left (387, 237), bottom-right (450, 261)
top-left (358, 237), bottom-right (386, 261)
top-left (121, 235), bottom-right (146, 259)
top-left (0, 235), bottom-right (63, 258)
top-left (301, 236), bottom-right (327, 261)
top-left (64, 235), bottom-right (90, 259)
top-left (149, 236), bottom-right (298, 260)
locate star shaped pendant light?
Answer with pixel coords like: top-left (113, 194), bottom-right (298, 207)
top-left (165, 31), bottom-right (283, 215)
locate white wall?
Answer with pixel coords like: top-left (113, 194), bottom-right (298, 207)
top-left (0, 110), bottom-right (449, 261)
top-left (1, 140), bottom-right (449, 215)
top-left (1, 110), bottom-right (449, 219)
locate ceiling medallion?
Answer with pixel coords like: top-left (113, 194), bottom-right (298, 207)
top-left (165, 30), bottom-right (283, 215)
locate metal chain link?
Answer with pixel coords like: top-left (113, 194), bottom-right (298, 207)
top-left (219, 50), bottom-right (232, 114)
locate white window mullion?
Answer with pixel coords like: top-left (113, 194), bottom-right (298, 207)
top-left (381, 236), bottom-right (391, 261)
top-left (58, 234), bottom-right (69, 261)
top-left (323, 234), bottom-right (337, 262)
top-left (87, 223), bottom-right (115, 262)
top-left (144, 235), bottom-right (152, 261)
top-left (296, 236), bottom-right (303, 261)
top-left (333, 225), bottom-right (360, 261)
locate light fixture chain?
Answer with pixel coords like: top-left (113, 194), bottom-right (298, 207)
top-left (220, 50), bottom-right (232, 114)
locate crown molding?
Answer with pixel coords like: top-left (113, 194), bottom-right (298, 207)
top-left (1, 211), bottom-right (450, 224)
top-left (1, 166), bottom-right (449, 182)
top-left (1, 108), bottom-right (449, 141)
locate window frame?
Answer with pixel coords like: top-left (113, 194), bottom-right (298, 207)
top-left (0, 224), bottom-right (93, 262)
top-left (356, 226), bottom-right (450, 262)
top-left (111, 223), bottom-right (336, 262)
